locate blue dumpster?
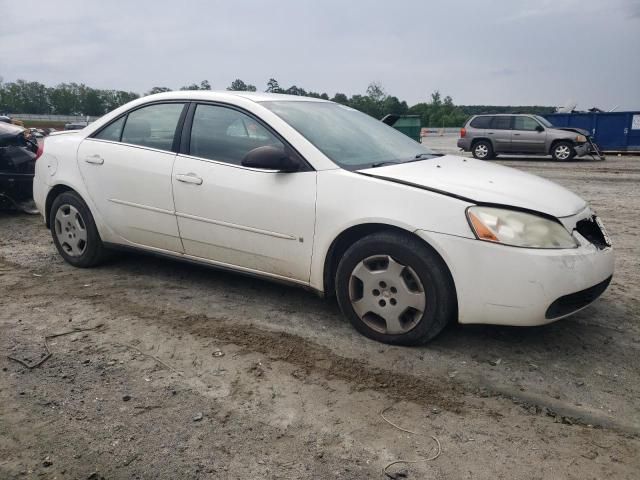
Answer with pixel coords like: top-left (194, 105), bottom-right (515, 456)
top-left (544, 111), bottom-right (640, 152)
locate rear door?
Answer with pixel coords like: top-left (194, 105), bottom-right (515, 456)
top-left (486, 116), bottom-right (513, 153)
top-left (172, 103), bottom-right (317, 283)
top-left (512, 116), bottom-right (546, 153)
top-left (77, 102), bottom-right (186, 252)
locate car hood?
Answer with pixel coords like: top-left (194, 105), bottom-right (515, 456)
top-left (551, 126), bottom-right (591, 137)
top-left (358, 155), bottom-right (587, 218)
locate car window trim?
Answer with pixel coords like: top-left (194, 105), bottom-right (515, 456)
top-left (89, 100), bottom-right (188, 154)
top-left (181, 101), bottom-right (314, 172)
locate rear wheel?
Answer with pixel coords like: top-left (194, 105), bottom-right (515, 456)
top-left (50, 191), bottom-right (107, 267)
top-left (335, 231), bottom-right (456, 345)
top-left (551, 141), bottom-right (575, 161)
top-left (472, 140), bottom-right (493, 160)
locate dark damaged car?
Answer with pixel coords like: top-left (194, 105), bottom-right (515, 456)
top-left (0, 122), bottom-right (39, 211)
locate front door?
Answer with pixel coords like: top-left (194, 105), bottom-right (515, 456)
top-left (77, 102), bottom-right (186, 252)
top-left (172, 103), bottom-right (316, 283)
top-left (511, 116), bottom-right (547, 154)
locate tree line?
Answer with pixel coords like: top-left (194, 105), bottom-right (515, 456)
top-left (0, 77), bottom-right (555, 127)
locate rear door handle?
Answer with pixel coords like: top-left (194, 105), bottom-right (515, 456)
top-left (84, 154), bottom-right (104, 165)
top-left (175, 173), bottom-right (203, 185)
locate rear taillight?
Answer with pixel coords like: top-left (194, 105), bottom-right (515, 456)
top-left (35, 142), bottom-right (44, 161)
top-left (460, 128), bottom-right (466, 138)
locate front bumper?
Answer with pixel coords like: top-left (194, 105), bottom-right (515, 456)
top-left (416, 228), bottom-right (614, 326)
top-left (574, 140), bottom-right (603, 158)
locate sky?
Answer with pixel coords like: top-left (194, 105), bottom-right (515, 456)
top-left (1, 0), bottom-right (639, 109)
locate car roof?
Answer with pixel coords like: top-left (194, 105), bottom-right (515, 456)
top-left (143, 90), bottom-right (330, 104)
top-left (473, 113), bottom-right (536, 117)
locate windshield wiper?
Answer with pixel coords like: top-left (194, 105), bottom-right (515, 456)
top-left (370, 160), bottom-right (402, 168)
top-left (414, 152), bottom-right (444, 159)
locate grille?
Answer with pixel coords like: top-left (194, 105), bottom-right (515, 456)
top-left (545, 276), bottom-right (612, 319)
top-left (575, 216), bottom-right (609, 249)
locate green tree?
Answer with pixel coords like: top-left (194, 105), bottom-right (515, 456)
top-left (180, 80), bottom-right (211, 91)
top-left (147, 86), bottom-right (172, 95)
top-left (227, 79), bottom-right (256, 91)
top-left (331, 93), bottom-right (349, 104)
top-left (265, 78), bottom-right (283, 93)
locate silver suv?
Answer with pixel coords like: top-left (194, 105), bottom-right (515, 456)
top-left (457, 114), bottom-right (602, 161)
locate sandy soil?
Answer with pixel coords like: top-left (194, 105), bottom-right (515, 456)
top-left (1, 154), bottom-right (639, 479)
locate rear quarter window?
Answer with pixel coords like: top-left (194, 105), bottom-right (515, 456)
top-left (469, 116), bottom-right (492, 129)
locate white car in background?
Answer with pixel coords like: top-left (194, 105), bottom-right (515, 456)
top-left (33, 91), bottom-right (614, 345)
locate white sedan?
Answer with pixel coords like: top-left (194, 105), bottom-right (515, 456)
top-left (33, 91), bottom-right (614, 345)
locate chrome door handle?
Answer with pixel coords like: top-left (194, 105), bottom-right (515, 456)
top-left (175, 173), bottom-right (203, 185)
top-left (84, 154), bottom-right (104, 165)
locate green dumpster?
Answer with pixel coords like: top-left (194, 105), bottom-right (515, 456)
top-left (381, 114), bottom-right (422, 142)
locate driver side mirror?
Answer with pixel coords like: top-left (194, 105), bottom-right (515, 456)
top-left (535, 125), bottom-right (544, 132)
top-left (241, 145), bottom-right (300, 172)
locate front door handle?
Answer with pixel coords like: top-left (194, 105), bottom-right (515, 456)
top-left (84, 154), bottom-right (104, 165)
top-left (175, 173), bottom-right (203, 185)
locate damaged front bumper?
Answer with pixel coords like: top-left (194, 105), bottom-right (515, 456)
top-left (416, 208), bottom-right (614, 326)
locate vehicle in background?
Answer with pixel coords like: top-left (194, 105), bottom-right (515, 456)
top-left (64, 122), bottom-right (90, 131)
top-left (457, 114), bottom-right (604, 161)
top-left (0, 122), bottom-right (38, 212)
top-left (29, 128), bottom-right (44, 138)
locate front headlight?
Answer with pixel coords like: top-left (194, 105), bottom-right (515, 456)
top-left (576, 134), bottom-right (587, 143)
top-left (466, 206), bottom-right (579, 249)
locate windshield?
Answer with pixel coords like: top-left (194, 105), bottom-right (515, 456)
top-left (261, 101), bottom-right (437, 169)
top-left (535, 115), bottom-right (553, 128)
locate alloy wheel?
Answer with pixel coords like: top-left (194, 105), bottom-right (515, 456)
top-left (475, 144), bottom-right (489, 158)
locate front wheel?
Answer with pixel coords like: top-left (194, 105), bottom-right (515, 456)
top-left (335, 231), bottom-right (456, 345)
top-left (551, 142), bottom-right (575, 161)
top-left (50, 191), bottom-right (107, 268)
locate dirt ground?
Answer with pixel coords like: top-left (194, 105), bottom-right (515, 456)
top-left (1, 153), bottom-right (639, 479)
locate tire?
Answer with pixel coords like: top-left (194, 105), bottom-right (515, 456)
top-left (50, 191), bottom-right (107, 268)
top-left (335, 231), bottom-right (456, 345)
top-left (551, 141), bottom-right (575, 161)
top-left (472, 140), bottom-right (494, 160)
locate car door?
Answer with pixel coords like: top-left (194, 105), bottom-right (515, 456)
top-left (172, 103), bottom-right (316, 283)
top-left (486, 116), bottom-right (513, 153)
top-left (77, 102), bottom-right (186, 252)
top-left (512, 116), bottom-right (547, 153)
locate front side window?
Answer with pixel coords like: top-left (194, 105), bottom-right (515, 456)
top-left (490, 116), bottom-right (512, 130)
top-left (94, 116), bottom-right (125, 142)
top-left (261, 101), bottom-right (438, 169)
top-left (189, 104), bottom-right (283, 165)
top-left (514, 116), bottom-right (541, 131)
top-left (120, 103), bottom-right (184, 151)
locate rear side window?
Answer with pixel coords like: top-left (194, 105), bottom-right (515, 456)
top-left (490, 116), bottom-right (512, 130)
top-left (94, 116), bottom-right (125, 142)
top-left (121, 103), bottom-right (185, 151)
top-left (514, 116), bottom-right (541, 131)
top-left (469, 116), bottom-right (492, 129)
top-left (189, 104), bottom-right (283, 165)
